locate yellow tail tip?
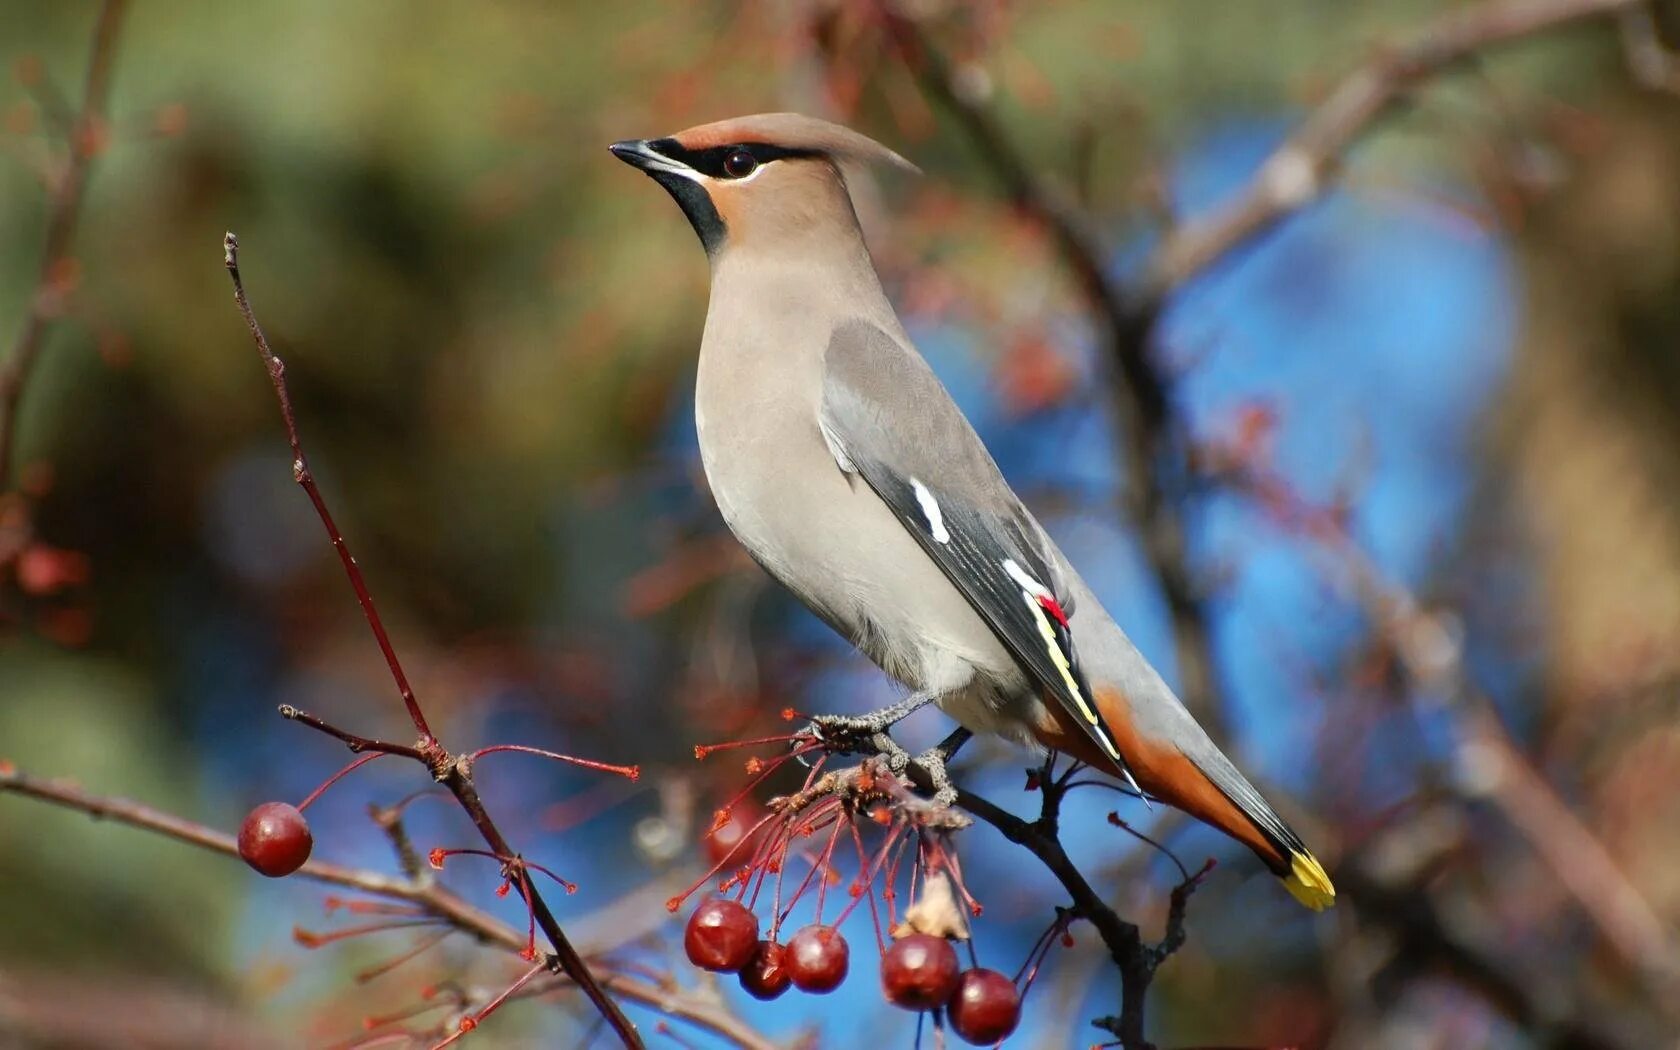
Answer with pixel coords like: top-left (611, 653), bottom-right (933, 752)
top-left (1284, 851), bottom-right (1336, 911)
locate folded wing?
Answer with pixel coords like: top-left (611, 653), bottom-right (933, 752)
top-left (819, 319), bottom-right (1136, 784)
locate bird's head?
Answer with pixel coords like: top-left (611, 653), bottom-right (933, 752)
top-left (610, 112), bottom-right (917, 257)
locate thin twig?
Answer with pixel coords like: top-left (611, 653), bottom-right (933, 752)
top-left (280, 704), bottom-right (428, 761)
top-left (222, 235), bottom-right (434, 744)
top-left (0, 764), bottom-right (509, 934)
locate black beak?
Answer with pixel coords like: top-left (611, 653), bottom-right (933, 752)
top-left (609, 139), bottom-right (665, 173)
top-left (610, 136), bottom-right (725, 255)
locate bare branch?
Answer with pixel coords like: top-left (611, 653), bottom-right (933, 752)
top-left (1210, 445), bottom-right (1680, 1018)
top-left (1322, 508), bottom-right (1680, 1002)
top-left (595, 974), bottom-right (780, 1050)
top-left (0, 0), bottom-right (127, 494)
top-left (1147, 0), bottom-right (1645, 295)
top-left (223, 235), bottom-right (434, 744)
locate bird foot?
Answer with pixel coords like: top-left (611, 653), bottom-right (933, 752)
top-left (908, 728), bottom-right (971, 808)
top-left (806, 716), bottom-right (911, 768)
top-left (806, 690), bottom-right (936, 755)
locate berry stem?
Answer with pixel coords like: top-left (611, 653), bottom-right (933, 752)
top-left (298, 751), bottom-right (388, 812)
top-left (467, 745), bottom-right (639, 781)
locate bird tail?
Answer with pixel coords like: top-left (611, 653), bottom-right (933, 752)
top-left (1189, 744), bottom-right (1335, 911)
top-left (1284, 851), bottom-right (1336, 911)
top-left (1055, 684), bottom-right (1336, 911)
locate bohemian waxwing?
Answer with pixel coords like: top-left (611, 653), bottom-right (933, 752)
top-left (611, 113), bottom-right (1334, 910)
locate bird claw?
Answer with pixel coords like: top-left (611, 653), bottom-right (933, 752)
top-left (799, 715), bottom-right (913, 776)
top-left (800, 701), bottom-right (962, 805)
top-left (910, 745), bottom-right (959, 808)
top-left (806, 691), bottom-right (937, 745)
top-left (803, 714), bottom-right (874, 754)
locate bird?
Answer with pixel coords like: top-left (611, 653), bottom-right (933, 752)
top-left (611, 113), bottom-right (1334, 910)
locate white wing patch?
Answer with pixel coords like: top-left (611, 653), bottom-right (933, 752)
top-left (1001, 558), bottom-right (1050, 599)
top-left (910, 478), bottom-right (951, 544)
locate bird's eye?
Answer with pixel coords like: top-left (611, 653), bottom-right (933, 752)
top-left (722, 149), bottom-right (758, 179)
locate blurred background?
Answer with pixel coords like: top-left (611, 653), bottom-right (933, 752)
top-left (3, 1), bottom-right (1679, 1047)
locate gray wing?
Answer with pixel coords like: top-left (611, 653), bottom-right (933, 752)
top-left (819, 319), bottom-right (1131, 774)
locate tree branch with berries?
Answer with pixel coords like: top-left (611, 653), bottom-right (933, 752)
top-left (659, 715), bottom-right (1212, 1048)
top-left (0, 762), bottom-right (778, 1050)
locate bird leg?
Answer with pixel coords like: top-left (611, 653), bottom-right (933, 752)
top-left (909, 727), bottom-right (972, 808)
top-left (807, 690), bottom-right (936, 752)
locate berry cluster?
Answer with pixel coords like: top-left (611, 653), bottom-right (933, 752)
top-left (682, 899), bottom-right (1020, 1044)
top-left (675, 724), bottom-right (1023, 1043)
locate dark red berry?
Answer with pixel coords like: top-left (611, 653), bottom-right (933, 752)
top-left (948, 968), bottom-right (1022, 1045)
top-left (238, 802), bottom-right (312, 877)
top-left (785, 923), bottom-right (849, 993)
top-left (738, 939), bottom-right (791, 1001)
top-left (683, 898), bottom-right (759, 972)
top-left (881, 933), bottom-right (961, 1010)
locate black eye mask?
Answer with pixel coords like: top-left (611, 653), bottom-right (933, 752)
top-left (646, 139), bottom-right (820, 179)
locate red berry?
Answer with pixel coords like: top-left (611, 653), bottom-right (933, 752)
top-left (683, 898), bottom-right (759, 972)
top-left (238, 802), bottom-right (312, 877)
top-left (784, 923), bottom-right (849, 993)
top-left (881, 933), bottom-right (960, 1010)
top-left (948, 968), bottom-right (1022, 1045)
top-left (738, 939), bottom-right (791, 1001)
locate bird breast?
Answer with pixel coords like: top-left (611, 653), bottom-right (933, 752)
top-left (692, 305), bottom-right (1018, 701)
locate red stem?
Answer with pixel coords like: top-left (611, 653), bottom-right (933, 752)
top-left (468, 744), bottom-right (638, 781)
top-left (298, 751), bottom-right (388, 812)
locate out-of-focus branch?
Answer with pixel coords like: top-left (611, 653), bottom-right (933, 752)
top-left (1618, 3), bottom-right (1680, 91)
top-left (1215, 451), bottom-right (1680, 1014)
top-left (0, 765), bottom-right (776, 1050)
top-left (882, 0), bottom-right (1651, 743)
top-left (1147, 0), bottom-right (1645, 295)
top-left (0, 966), bottom-right (285, 1050)
top-left (1337, 864), bottom-right (1623, 1050)
top-left (593, 975), bottom-right (778, 1050)
top-left (0, 0), bottom-right (127, 495)
top-left (221, 234), bottom-right (642, 1048)
top-left (1332, 525), bottom-right (1680, 1004)
top-left (881, 9), bottom-right (1223, 741)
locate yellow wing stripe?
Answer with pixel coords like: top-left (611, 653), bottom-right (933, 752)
top-left (1022, 593), bottom-right (1124, 765)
